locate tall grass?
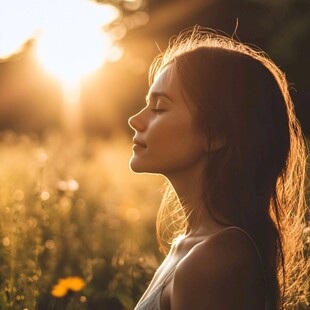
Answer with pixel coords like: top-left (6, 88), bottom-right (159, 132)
top-left (0, 131), bottom-right (164, 310)
top-left (0, 131), bottom-right (308, 309)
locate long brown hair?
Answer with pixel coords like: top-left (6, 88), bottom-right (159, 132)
top-left (152, 27), bottom-right (308, 309)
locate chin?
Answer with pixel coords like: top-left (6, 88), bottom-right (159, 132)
top-left (130, 165), bottom-right (144, 173)
top-left (129, 158), bottom-right (158, 174)
top-left (129, 158), bottom-right (145, 173)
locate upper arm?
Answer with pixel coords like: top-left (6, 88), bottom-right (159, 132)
top-left (170, 230), bottom-right (263, 310)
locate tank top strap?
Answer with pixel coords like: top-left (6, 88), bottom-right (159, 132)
top-left (162, 227), bottom-right (266, 284)
top-left (213, 226), bottom-right (265, 275)
top-left (157, 226), bottom-right (268, 309)
top-left (214, 226), bottom-right (268, 309)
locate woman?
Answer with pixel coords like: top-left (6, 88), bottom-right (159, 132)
top-left (128, 27), bottom-right (308, 310)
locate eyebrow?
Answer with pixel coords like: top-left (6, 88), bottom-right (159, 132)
top-left (146, 92), bottom-right (173, 103)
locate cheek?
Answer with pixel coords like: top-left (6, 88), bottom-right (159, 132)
top-left (152, 116), bottom-right (188, 137)
top-left (130, 114), bottom-right (205, 174)
top-left (151, 120), bottom-right (203, 158)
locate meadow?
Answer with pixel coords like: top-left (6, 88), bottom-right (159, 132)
top-left (0, 130), bottom-right (308, 310)
top-left (0, 130), bottom-right (165, 310)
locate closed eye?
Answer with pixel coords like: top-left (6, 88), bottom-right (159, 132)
top-left (151, 108), bottom-right (165, 113)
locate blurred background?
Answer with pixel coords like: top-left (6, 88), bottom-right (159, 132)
top-left (0, 0), bottom-right (309, 309)
top-left (0, 0), bottom-right (309, 136)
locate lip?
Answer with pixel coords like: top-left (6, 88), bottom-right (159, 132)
top-left (133, 138), bottom-right (147, 148)
top-left (132, 143), bottom-right (146, 151)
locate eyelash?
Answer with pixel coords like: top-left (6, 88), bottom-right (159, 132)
top-left (151, 108), bottom-right (165, 113)
top-left (146, 98), bottom-right (166, 113)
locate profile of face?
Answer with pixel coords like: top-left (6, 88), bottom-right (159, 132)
top-left (128, 66), bottom-right (208, 178)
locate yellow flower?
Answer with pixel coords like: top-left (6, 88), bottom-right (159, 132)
top-left (51, 284), bottom-right (68, 297)
top-left (64, 277), bottom-right (86, 291)
top-left (51, 276), bottom-right (86, 298)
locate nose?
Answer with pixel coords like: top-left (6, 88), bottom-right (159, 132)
top-left (128, 109), bottom-right (146, 132)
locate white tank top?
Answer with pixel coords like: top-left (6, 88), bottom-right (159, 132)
top-left (134, 226), bottom-right (268, 310)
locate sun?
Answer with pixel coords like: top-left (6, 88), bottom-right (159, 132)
top-left (35, 0), bottom-right (121, 83)
top-left (0, 0), bottom-right (122, 84)
top-left (35, 25), bottom-right (113, 84)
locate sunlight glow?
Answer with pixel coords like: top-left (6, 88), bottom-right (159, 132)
top-left (36, 30), bottom-right (112, 83)
top-left (0, 0), bottom-right (121, 83)
top-left (0, 0), bottom-right (39, 58)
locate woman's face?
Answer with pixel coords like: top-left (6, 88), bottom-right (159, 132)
top-left (128, 66), bottom-right (207, 178)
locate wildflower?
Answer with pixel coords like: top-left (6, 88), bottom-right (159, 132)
top-left (51, 276), bottom-right (86, 298)
top-left (64, 277), bottom-right (85, 291)
top-left (51, 283), bottom-right (68, 298)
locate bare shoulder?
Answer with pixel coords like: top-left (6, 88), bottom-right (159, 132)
top-left (171, 228), bottom-right (265, 310)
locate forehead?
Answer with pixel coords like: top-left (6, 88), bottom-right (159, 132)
top-left (148, 65), bottom-right (194, 108)
top-left (148, 65), bottom-right (195, 111)
top-left (149, 66), bottom-right (176, 95)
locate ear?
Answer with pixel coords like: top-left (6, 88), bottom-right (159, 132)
top-left (203, 136), bottom-right (226, 152)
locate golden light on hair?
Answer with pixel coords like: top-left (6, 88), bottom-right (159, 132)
top-left (152, 26), bottom-right (309, 308)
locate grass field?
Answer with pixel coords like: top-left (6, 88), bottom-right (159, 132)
top-left (0, 131), bottom-right (308, 310)
top-left (0, 130), bottom-right (165, 310)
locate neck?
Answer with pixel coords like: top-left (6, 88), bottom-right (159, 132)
top-left (164, 164), bottom-right (229, 236)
